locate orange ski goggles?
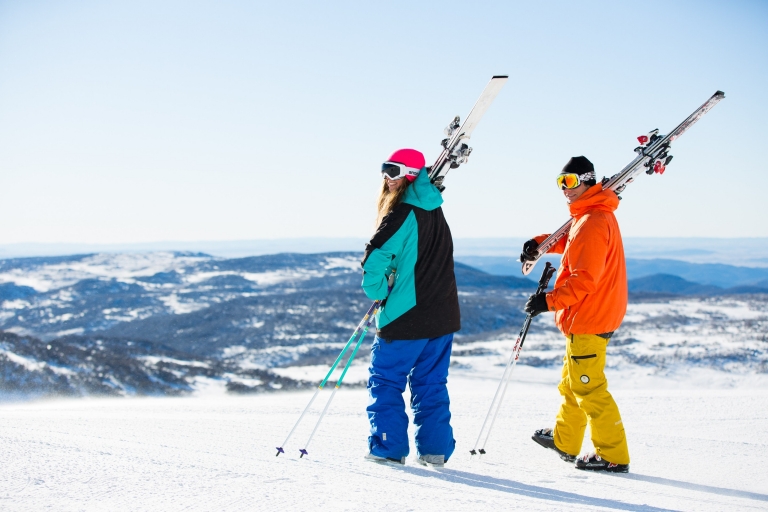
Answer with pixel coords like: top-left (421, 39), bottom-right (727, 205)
top-left (556, 171), bottom-right (595, 190)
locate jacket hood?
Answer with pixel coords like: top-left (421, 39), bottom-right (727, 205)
top-left (568, 184), bottom-right (619, 218)
top-left (402, 168), bottom-right (443, 211)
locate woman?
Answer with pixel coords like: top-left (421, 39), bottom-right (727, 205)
top-left (361, 148), bottom-right (461, 467)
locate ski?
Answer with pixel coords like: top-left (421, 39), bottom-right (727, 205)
top-left (429, 75), bottom-right (508, 192)
top-left (521, 90), bottom-right (725, 276)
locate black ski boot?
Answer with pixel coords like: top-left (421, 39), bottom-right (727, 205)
top-left (575, 453), bottom-right (629, 473)
top-left (531, 428), bottom-right (576, 463)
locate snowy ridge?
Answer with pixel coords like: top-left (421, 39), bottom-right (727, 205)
top-left (0, 330), bottom-right (311, 400)
top-left (0, 252), bottom-right (766, 401)
top-left (452, 297), bottom-right (768, 380)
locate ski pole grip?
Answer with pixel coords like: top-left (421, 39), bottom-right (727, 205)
top-left (387, 270), bottom-right (396, 289)
top-left (380, 270), bottom-right (397, 307)
top-left (536, 262), bottom-right (556, 294)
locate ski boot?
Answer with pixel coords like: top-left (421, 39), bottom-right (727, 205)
top-left (575, 453), bottom-right (629, 473)
top-left (531, 428), bottom-right (577, 463)
top-left (417, 454), bottom-right (445, 468)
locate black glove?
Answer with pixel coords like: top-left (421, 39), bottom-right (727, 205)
top-left (520, 239), bottom-right (539, 262)
top-left (524, 292), bottom-right (549, 317)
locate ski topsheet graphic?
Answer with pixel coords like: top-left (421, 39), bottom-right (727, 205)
top-left (521, 90), bottom-right (726, 276)
top-left (428, 75), bottom-right (508, 192)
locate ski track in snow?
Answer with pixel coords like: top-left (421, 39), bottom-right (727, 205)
top-left (1, 367), bottom-right (767, 511)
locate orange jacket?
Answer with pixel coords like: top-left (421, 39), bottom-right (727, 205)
top-left (534, 184), bottom-right (627, 336)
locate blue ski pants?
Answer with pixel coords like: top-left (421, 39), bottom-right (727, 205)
top-left (366, 333), bottom-right (456, 461)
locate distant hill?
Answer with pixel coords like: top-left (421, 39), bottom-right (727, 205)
top-left (453, 262), bottom-right (535, 289)
top-left (624, 259), bottom-right (768, 288)
top-left (0, 282), bottom-right (38, 301)
top-left (0, 252), bottom-right (534, 360)
top-left (1, 251), bottom-right (766, 401)
top-left (0, 330), bottom-right (305, 398)
top-left (628, 274), bottom-right (722, 295)
top-left (628, 273), bottom-right (768, 296)
top-left (455, 256), bottom-right (768, 289)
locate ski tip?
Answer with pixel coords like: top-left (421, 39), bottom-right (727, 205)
top-left (492, 75), bottom-right (509, 80)
top-left (715, 90), bottom-right (725, 98)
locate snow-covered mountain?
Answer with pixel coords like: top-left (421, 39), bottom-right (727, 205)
top-left (1, 252), bottom-right (766, 400)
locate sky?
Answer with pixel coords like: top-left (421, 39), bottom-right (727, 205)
top-left (0, 0), bottom-right (766, 245)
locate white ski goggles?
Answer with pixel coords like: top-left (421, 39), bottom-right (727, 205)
top-left (381, 161), bottom-right (420, 180)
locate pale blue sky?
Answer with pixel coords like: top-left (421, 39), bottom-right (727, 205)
top-left (0, 0), bottom-right (766, 244)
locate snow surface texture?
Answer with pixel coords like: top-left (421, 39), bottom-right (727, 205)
top-left (1, 367), bottom-right (767, 511)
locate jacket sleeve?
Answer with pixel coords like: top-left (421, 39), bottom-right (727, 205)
top-left (361, 204), bottom-right (413, 300)
top-left (533, 233), bottom-right (567, 255)
top-left (546, 213), bottom-right (609, 310)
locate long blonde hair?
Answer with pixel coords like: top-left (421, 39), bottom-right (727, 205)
top-left (375, 179), bottom-right (410, 227)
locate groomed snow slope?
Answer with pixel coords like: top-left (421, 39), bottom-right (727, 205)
top-left (1, 366), bottom-right (767, 511)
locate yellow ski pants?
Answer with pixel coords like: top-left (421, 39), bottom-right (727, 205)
top-left (553, 333), bottom-right (630, 465)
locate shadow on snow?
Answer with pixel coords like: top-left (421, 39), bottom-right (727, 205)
top-left (401, 466), bottom-right (676, 512)
top-left (619, 473), bottom-right (768, 503)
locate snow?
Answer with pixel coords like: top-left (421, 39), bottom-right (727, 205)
top-left (0, 254), bottom-right (353, 317)
top-left (1, 365), bottom-right (767, 511)
top-left (0, 349), bottom-right (46, 372)
top-left (271, 360), bottom-right (370, 385)
top-left (158, 293), bottom-right (209, 315)
top-left (184, 269), bottom-right (326, 286)
top-left (623, 299), bottom-right (765, 323)
top-left (0, 252), bottom-right (210, 292)
top-left (323, 255), bottom-right (362, 270)
top-left (1, 252), bottom-right (766, 508)
top-left (138, 356), bottom-right (210, 369)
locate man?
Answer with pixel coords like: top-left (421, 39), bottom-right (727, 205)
top-left (521, 156), bottom-right (630, 473)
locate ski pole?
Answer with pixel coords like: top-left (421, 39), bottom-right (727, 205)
top-left (276, 299), bottom-right (380, 456)
top-left (470, 262), bottom-right (556, 457)
top-left (299, 299), bottom-right (381, 458)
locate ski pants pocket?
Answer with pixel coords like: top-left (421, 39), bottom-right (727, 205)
top-left (567, 334), bottom-right (606, 397)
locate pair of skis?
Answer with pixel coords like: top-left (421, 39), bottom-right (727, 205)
top-left (521, 90), bottom-right (726, 276)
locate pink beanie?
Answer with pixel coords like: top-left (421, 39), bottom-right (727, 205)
top-left (388, 149), bottom-right (425, 182)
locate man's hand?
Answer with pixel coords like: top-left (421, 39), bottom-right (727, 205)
top-left (520, 239), bottom-right (539, 262)
top-left (524, 292), bottom-right (549, 317)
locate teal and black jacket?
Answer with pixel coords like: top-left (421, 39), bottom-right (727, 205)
top-left (361, 170), bottom-right (461, 340)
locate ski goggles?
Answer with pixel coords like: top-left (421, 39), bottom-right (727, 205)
top-left (381, 161), bottom-right (420, 180)
top-left (556, 171), bottom-right (595, 190)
